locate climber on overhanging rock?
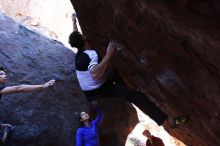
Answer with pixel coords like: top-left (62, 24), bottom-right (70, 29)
top-left (0, 67), bottom-right (55, 143)
top-left (69, 13), bottom-right (188, 129)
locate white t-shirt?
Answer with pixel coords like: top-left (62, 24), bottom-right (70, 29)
top-left (75, 50), bottom-right (106, 91)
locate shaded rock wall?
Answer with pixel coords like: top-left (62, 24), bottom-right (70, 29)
top-left (0, 11), bottom-right (138, 146)
top-left (0, 11), bottom-right (85, 146)
top-left (71, 0), bottom-right (220, 146)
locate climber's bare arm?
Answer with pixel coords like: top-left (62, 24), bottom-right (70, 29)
top-left (0, 79), bottom-right (55, 95)
top-left (72, 13), bottom-right (78, 32)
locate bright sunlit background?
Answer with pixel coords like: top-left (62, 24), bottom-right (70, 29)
top-left (0, 0), bottom-right (81, 52)
top-left (126, 105), bottom-right (186, 146)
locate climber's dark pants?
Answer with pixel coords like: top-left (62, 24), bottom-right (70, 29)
top-left (84, 80), bottom-right (168, 125)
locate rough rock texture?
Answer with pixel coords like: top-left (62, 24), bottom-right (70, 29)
top-left (71, 0), bottom-right (220, 146)
top-left (0, 11), bottom-right (137, 146)
top-left (0, 11), bottom-right (85, 146)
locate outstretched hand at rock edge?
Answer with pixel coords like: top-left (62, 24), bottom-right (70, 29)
top-left (72, 13), bottom-right (77, 23)
top-left (43, 79), bottom-right (56, 88)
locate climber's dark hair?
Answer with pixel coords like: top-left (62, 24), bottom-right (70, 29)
top-left (0, 67), bottom-right (4, 71)
top-left (69, 31), bottom-right (85, 50)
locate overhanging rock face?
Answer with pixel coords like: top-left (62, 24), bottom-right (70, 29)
top-left (71, 0), bottom-right (220, 146)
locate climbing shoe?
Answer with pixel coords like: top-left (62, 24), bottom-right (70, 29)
top-left (171, 115), bottom-right (189, 128)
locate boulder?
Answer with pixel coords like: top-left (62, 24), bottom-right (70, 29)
top-left (71, 0), bottom-right (220, 145)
